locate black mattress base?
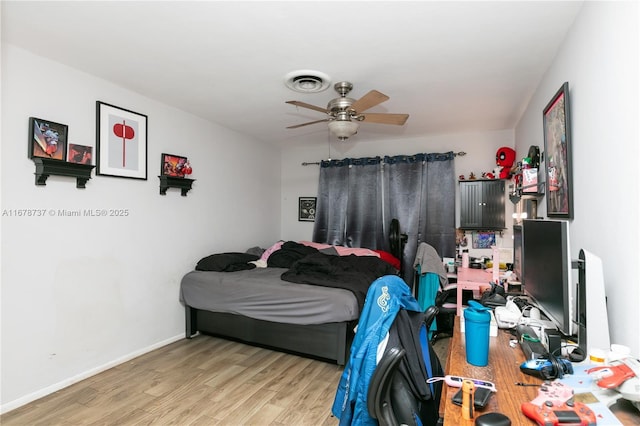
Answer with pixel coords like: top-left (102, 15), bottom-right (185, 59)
top-left (185, 306), bottom-right (354, 365)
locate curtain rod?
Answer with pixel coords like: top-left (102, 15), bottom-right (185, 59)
top-left (301, 151), bottom-right (467, 166)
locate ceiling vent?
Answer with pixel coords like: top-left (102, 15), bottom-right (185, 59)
top-left (284, 70), bottom-right (331, 93)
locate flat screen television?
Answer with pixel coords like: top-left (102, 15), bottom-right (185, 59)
top-left (521, 219), bottom-right (574, 336)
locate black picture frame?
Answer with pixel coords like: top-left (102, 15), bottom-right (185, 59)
top-left (543, 82), bottom-right (573, 219)
top-left (96, 101), bottom-right (148, 180)
top-left (298, 197), bottom-right (316, 222)
top-left (161, 153), bottom-right (188, 178)
top-left (28, 117), bottom-right (68, 161)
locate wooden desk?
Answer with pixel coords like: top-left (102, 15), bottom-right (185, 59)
top-left (441, 317), bottom-right (640, 425)
top-left (455, 267), bottom-right (495, 316)
top-left (441, 316), bottom-right (541, 424)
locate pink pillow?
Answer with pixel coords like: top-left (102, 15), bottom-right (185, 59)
top-left (334, 247), bottom-right (379, 257)
top-left (260, 241), bottom-right (284, 262)
top-left (299, 241), bottom-right (332, 250)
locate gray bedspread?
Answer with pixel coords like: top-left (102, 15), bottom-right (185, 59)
top-left (180, 267), bottom-right (359, 325)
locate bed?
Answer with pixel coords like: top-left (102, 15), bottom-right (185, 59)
top-left (180, 226), bottom-right (404, 365)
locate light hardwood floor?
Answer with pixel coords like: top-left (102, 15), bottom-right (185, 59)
top-left (2, 335), bottom-right (345, 425)
top-left (2, 334), bottom-right (451, 426)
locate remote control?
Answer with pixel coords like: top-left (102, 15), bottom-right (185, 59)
top-left (521, 381), bottom-right (596, 426)
top-left (521, 400), bottom-right (596, 425)
top-left (520, 358), bottom-right (574, 380)
top-left (529, 381), bottom-right (574, 406)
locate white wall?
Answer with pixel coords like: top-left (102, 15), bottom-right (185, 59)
top-left (0, 45), bottom-right (281, 411)
top-left (515, 2), bottom-right (639, 353)
top-left (280, 130), bottom-right (516, 256)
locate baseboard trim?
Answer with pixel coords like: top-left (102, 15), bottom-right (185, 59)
top-left (1, 334), bottom-right (184, 415)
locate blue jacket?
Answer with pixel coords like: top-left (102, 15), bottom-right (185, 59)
top-left (332, 275), bottom-right (422, 425)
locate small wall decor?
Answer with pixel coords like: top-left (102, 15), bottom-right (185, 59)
top-left (543, 82), bottom-right (573, 219)
top-left (472, 231), bottom-right (496, 249)
top-left (67, 144), bottom-right (93, 165)
top-left (96, 101), bottom-right (148, 180)
top-left (298, 197), bottom-right (316, 222)
top-left (29, 117), bottom-right (68, 161)
top-left (161, 153), bottom-right (189, 177)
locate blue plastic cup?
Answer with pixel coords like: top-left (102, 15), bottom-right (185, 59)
top-left (464, 300), bottom-right (491, 366)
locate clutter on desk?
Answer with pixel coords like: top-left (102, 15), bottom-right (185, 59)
top-left (479, 282), bottom-right (507, 307)
top-left (461, 379), bottom-right (475, 420)
top-left (452, 386), bottom-right (493, 409)
top-left (586, 351), bottom-right (640, 412)
top-left (461, 308), bottom-right (498, 337)
top-left (520, 380), bottom-right (597, 425)
top-left (474, 412), bottom-right (512, 426)
top-left (557, 360), bottom-right (633, 425)
top-left (463, 301), bottom-right (492, 366)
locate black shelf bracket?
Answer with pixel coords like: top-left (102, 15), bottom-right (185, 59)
top-left (159, 176), bottom-right (194, 196)
top-left (33, 158), bottom-right (95, 188)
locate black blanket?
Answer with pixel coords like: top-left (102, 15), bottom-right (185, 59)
top-left (267, 241), bottom-right (319, 268)
top-left (280, 252), bottom-right (399, 310)
top-left (195, 252), bottom-right (258, 272)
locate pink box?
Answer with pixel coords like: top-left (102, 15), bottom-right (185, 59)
top-left (522, 168), bottom-right (538, 193)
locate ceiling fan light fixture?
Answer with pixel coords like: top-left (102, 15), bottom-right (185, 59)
top-left (328, 119), bottom-right (359, 141)
top-left (284, 70), bottom-right (331, 93)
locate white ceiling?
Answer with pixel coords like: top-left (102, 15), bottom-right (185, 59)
top-left (2, 1), bottom-right (584, 148)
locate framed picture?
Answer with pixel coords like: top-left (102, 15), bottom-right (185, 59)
top-left (161, 153), bottom-right (188, 177)
top-left (67, 144), bottom-right (93, 165)
top-left (472, 231), bottom-right (496, 249)
top-left (28, 117), bottom-right (68, 161)
top-left (543, 82), bottom-right (573, 219)
top-left (96, 101), bottom-right (147, 179)
top-left (298, 197), bottom-right (316, 222)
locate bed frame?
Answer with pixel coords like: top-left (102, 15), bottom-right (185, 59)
top-left (184, 220), bottom-right (404, 366)
top-left (186, 306), bottom-right (356, 365)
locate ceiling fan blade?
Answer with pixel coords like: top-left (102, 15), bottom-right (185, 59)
top-left (286, 118), bottom-right (330, 129)
top-left (285, 100), bottom-right (327, 114)
top-left (350, 90), bottom-right (389, 113)
top-left (360, 113), bottom-right (409, 125)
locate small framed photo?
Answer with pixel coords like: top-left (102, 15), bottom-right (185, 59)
top-left (472, 231), bottom-right (496, 249)
top-left (96, 101), bottom-right (147, 180)
top-left (298, 197), bottom-right (316, 222)
top-left (161, 153), bottom-right (188, 177)
top-left (67, 144), bottom-right (93, 165)
top-left (29, 117), bottom-right (68, 161)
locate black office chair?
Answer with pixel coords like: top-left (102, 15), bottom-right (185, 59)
top-left (367, 305), bottom-right (443, 426)
top-left (367, 347), bottom-right (408, 426)
top-left (432, 279), bottom-right (474, 343)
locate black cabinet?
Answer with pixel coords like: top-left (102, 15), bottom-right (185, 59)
top-left (459, 180), bottom-right (505, 230)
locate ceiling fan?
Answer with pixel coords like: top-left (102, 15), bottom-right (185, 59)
top-left (286, 81), bottom-right (409, 141)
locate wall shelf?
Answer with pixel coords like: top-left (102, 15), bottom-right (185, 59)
top-left (158, 176), bottom-right (194, 196)
top-left (33, 158), bottom-right (95, 188)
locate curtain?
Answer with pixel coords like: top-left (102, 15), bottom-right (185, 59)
top-left (384, 153), bottom-right (456, 283)
top-left (313, 151), bottom-right (456, 286)
top-left (313, 157), bottom-right (383, 248)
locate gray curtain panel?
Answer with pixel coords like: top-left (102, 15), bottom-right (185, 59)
top-left (384, 153), bottom-right (456, 283)
top-left (313, 157), bottom-right (383, 247)
top-left (313, 152), bottom-right (455, 286)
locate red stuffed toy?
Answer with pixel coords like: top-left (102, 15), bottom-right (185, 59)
top-left (496, 147), bottom-right (516, 180)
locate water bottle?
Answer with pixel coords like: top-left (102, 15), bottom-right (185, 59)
top-left (464, 300), bottom-right (491, 366)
